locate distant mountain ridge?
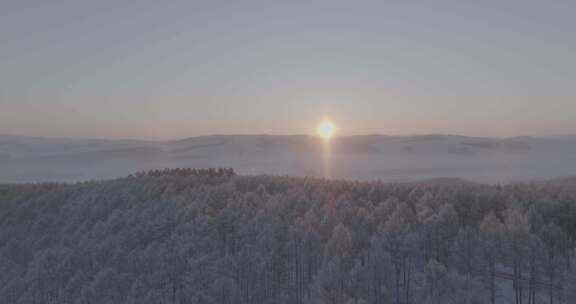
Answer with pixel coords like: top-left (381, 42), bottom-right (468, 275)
top-left (0, 133), bottom-right (565, 158)
top-left (1, 134), bottom-right (576, 183)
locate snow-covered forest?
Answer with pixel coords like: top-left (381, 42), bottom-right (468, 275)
top-left (1, 170), bottom-right (576, 304)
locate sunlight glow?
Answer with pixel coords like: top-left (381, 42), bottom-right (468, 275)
top-left (317, 120), bottom-right (336, 140)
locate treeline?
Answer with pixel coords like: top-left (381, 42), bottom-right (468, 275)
top-left (128, 167), bottom-right (236, 178)
top-left (0, 173), bottom-right (575, 303)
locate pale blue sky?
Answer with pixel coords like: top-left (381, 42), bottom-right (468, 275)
top-left (1, 0), bottom-right (575, 139)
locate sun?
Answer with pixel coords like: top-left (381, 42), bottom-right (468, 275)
top-left (317, 120), bottom-right (336, 140)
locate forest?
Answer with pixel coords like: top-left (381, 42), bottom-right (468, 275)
top-left (0, 169), bottom-right (575, 304)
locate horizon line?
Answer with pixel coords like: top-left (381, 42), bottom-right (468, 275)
top-left (1, 132), bottom-right (576, 142)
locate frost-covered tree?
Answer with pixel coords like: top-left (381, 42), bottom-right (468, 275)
top-left (479, 212), bottom-right (504, 304)
top-left (0, 172), bottom-right (574, 303)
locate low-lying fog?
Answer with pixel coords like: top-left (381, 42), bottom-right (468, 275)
top-left (1, 134), bottom-right (576, 183)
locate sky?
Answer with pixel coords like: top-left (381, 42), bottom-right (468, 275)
top-left (1, 0), bottom-right (575, 140)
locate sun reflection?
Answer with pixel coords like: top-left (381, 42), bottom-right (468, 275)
top-left (317, 120), bottom-right (336, 179)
